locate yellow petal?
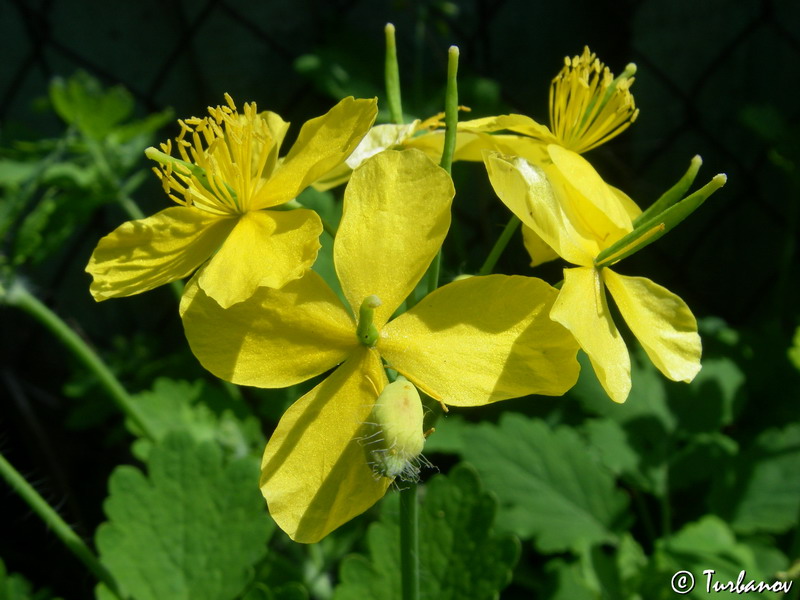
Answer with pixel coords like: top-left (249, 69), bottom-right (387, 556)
top-left (610, 184), bottom-right (643, 221)
top-left (197, 208), bottom-right (322, 308)
top-left (521, 224), bottom-right (560, 267)
top-left (254, 97), bottom-right (378, 209)
top-left (484, 152), bottom-right (595, 266)
top-left (335, 149), bottom-right (454, 326)
top-left (86, 206), bottom-right (235, 301)
top-left (550, 266), bottom-right (631, 403)
top-left (603, 269), bottom-right (701, 383)
top-left (380, 275), bottom-right (580, 405)
top-left (260, 347), bottom-right (390, 543)
top-left (344, 121), bottom-right (420, 169)
top-left (180, 270), bottom-right (357, 388)
top-left (459, 113), bottom-right (555, 141)
top-left (547, 145), bottom-right (633, 243)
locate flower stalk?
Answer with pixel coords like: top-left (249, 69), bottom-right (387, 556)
top-left (2, 280), bottom-right (156, 441)
top-left (385, 24), bottom-right (404, 125)
top-left (0, 451), bottom-right (123, 598)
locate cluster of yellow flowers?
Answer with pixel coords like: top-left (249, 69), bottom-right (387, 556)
top-left (86, 48), bottom-right (725, 543)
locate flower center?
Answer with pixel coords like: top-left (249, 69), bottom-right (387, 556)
top-left (549, 47), bottom-right (639, 154)
top-left (148, 94), bottom-right (277, 216)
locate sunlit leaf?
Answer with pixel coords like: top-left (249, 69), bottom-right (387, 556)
top-left (96, 432), bottom-right (273, 600)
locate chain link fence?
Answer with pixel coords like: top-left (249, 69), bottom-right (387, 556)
top-left (2, 0), bottom-right (798, 324)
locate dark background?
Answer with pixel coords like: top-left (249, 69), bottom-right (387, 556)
top-left (1, 0), bottom-right (799, 597)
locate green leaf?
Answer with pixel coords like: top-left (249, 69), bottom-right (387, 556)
top-left (0, 557), bottom-right (63, 600)
top-left (641, 516), bottom-right (788, 599)
top-left (710, 422), bottom-right (800, 534)
top-left (49, 72), bottom-right (134, 140)
top-left (127, 377), bottom-right (265, 461)
top-left (460, 413), bottom-right (631, 552)
top-left (334, 464), bottom-right (519, 600)
top-left (788, 326), bottom-right (800, 371)
top-left (96, 432), bottom-right (273, 600)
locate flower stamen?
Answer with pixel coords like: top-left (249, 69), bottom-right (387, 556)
top-left (549, 47), bottom-right (639, 154)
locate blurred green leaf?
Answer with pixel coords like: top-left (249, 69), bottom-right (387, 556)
top-left (49, 72), bottom-right (134, 140)
top-left (788, 326), bottom-right (800, 371)
top-left (710, 423), bottom-right (800, 535)
top-left (0, 557), bottom-right (63, 600)
top-left (96, 432), bottom-right (273, 600)
top-left (460, 413), bottom-right (631, 552)
top-left (641, 516), bottom-right (787, 599)
top-left (127, 377), bottom-right (265, 461)
top-left (334, 464), bottom-right (519, 600)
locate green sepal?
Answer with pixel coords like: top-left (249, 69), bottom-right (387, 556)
top-left (632, 155), bottom-right (702, 228)
top-left (595, 173), bottom-right (726, 268)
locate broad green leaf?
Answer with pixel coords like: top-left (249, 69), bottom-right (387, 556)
top-left (49, 72), bottom-right (134, 140)
top-left (126, 377), bottom-right (264, 461)
top-left (461, 413), bottom-right (631, 552)
top-left (0, 557), bottom-right (63, 600)
top-left (334, 464), bottom-right (519, 600)
top-left (641, 516), bottom-right (788, 599)
top-left (96, 432), bottom-right (273, 600)
top-left (710, 423), bottom-right (800, 534)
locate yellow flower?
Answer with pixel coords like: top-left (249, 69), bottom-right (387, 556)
top-left (460, 47), bottom-right (639, 266)
top-left (311, 110), bottom-right (489, 191)
top-left (485, 145), bottom-right (704, 404)
top-left (180, 149), bottom-right (580, 542)
top-left (86, 95), bottom-right (378, 308)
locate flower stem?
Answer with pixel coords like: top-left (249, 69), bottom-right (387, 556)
top-left (399, 483), bottom-right (420, 600)
top-left (0, 451), bottom-right (124, 598)
top-left (384, 24), bottom-right (404, 125)
top-left (478, 215), bottom-right (520, 276)
top-left (439, 46), bottom-right (459, 175)
top-left (2, 280), bottom-right (156, 441)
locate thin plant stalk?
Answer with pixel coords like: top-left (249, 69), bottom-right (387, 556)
top-left (0, 451), bottom-right (124, 599)
top-left (384, 24), bottom-right (404, 125)
top-left (478, 215), bottom-right (521, 276)
top-left (399, 482), bottom-right (420, 600)
top-left (2, 280), bottom-right (156, 441)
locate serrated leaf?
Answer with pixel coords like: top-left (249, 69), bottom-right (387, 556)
top-left (49, 72), bottom-right (134, 139)
top-left (641, 516), bottom-right (788, 600)
top-left (96, 432), bottom-right (273, 600)
top-left (127, 377), bottom-right (264, 461)
top-left (710, 423), bottom-right (800, 534)
top-left (460, 414), bottom-right (630, 552)
top-left (334, 464), bottom-right (519, 600)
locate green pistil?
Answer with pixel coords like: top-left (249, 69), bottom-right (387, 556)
top-left (357, 295), bottom-right (381, 347)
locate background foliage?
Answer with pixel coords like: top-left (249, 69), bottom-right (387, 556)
top-left (1, 0), bottom-right (799, 598)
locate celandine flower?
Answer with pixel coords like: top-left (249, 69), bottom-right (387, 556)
top-left (485, 147), bottom-right (719, 403)
top-left (181, 149), bottom-right (580, 542)
top-left (460, 47), bottom-right (639, 266)
top-left (87, 95), bottom-right (377, 308)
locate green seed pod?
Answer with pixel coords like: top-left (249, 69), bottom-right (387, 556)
top-left (362, 376), bottom-right (429, 481)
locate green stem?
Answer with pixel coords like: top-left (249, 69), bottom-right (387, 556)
top-left (0, 451), bottom-right (124, 598)
top-left (2, 281), bottom-right (156, 441)
top-left (399, 483), bottom-right (420, 600)
top-left (439, 46), bottom-right (459, 174)
top-left (384, 24), bottom-right (404, 125)
top-left (478, 215), bottom-right (520, 276)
